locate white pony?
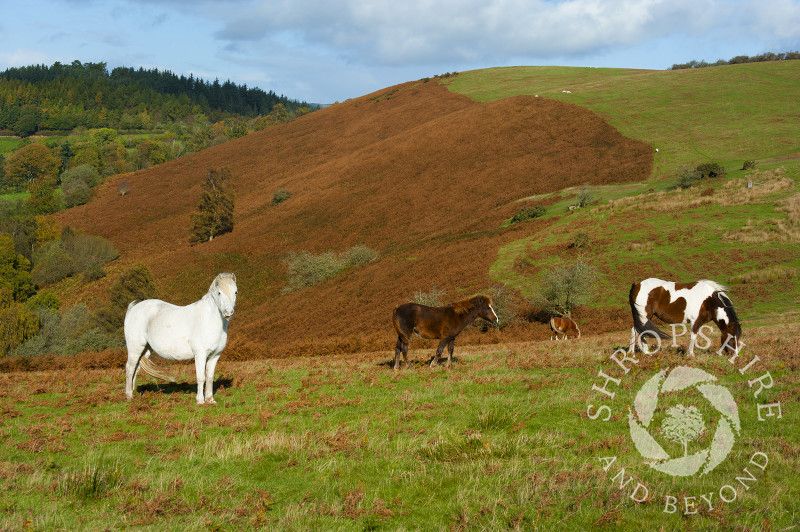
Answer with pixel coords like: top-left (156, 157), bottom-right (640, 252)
top-left (124, 273), bottom-right (237, 405)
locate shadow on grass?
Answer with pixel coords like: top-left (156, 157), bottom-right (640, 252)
top-left (136, 378), bottom-right (234, 395)
top-left (376, 357), bottom-right (461, 369)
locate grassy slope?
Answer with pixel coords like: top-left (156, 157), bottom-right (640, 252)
top-left (446, 62), bottom-right (800, 326)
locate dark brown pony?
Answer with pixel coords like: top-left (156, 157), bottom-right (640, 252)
top-left (392, 295), bottom-right (499, 369)
top-left (550, 315), bottom-right (581, 340)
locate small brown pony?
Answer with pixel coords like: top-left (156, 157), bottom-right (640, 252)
top-left (392, 295), bottom-right (498, 369)
top-left (550, 315), bottom-right (581, 340)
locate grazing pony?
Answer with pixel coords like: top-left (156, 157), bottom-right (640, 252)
top-left (392, 295), bottom-right (499, 369)
top-left (550, 315), bottom-right (581, 340)
top-left (628, 278), bottom-right (741, 356)
top-left (124, 273), bottom-right (237, 405)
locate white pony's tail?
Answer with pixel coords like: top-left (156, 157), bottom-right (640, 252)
top-left (139, 354), bottom-right (177, 383)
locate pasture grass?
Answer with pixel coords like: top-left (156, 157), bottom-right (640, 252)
top-left (0, 324), bottom-right (797, 530)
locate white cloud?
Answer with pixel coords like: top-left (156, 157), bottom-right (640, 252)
top-left (210, 0), bottom-right (794, 66)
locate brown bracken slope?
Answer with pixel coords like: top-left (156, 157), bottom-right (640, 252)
top-left (57, 78), bottom-right (653, 357)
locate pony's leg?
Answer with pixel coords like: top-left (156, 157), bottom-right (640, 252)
top-left (402, 340), bottom-right (410, 369)
top-left (628, 327), bottom-right (637, 354)
top-left (688, 330), bottom-right (697, 357)
top-left (125, 344), bottom-right (147, 399)
top-left (194, 351), bottom-right (209, 405)
top-left (394, 337), bottom-right (403, 370)
top-left (204, 353), bottom-right (220, 404)
top-left (446, 340), bottom-right (455, 367)
top-left (431, 339), bottom-right (448, 367)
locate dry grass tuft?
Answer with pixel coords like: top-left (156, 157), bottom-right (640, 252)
top-left (731, 265), bottom-right (797, 284)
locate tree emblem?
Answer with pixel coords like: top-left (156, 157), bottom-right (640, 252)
top-left (628, 366), bottom-right (740, 477)
top-left (662, 404), bottom-right (705, 457)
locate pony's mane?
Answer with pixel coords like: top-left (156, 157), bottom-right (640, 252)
top-left (210, 272), bottom-right (237, 297)
top-left (451, 295), bottom-right (491, 316)
top-left (699, 279), bottom-right (728, 293)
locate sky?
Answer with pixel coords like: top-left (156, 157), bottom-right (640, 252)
top-left (1, 0), bottom-right (799, 105)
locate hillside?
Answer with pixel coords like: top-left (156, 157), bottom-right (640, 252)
top-left (57, 78), bottom-right (653, 356)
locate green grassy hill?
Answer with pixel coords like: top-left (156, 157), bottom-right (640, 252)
top-left (448, 62), bottom-right (800, 179)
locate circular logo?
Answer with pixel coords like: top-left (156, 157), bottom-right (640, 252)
top-left (628, 366), bottom-right (741, 477)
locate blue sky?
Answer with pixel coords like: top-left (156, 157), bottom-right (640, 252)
top-left (1, 0), bottom-right (799, 104)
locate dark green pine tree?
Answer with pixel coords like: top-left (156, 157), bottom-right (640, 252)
top-left (189, 167), bottom-right (235, 244)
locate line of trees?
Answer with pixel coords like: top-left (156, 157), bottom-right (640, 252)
top-left (670, 50), bottom-right (800, 70)
top-left (0, 60), bottom-right (313, 137)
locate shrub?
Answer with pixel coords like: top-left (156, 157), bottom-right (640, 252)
top-left (31, 241), bottom-right (76, 286)
top-left (283, 245), bottom-right (378, 292)
top-left (510, 205), bottom-right (546, 224)
top-left (30, 226), bottom-right (118, 286)
top-left (95, 264), bottom-right (158, 334)
top-left (12, 303), bottom-right (123, 356)
top-left (25, 291), bottom-right (60, 311)
top-left (569, 233), bottom-right (590, 249)
top-left (676, 166), bottom-right (701, 189)
top-left (576, 185), bottom-right (595, 207)
top-left (742, 160), bottom-right (757, 170)
top-left (0, 290), bottom-right (40, 357)
top-left (483, 284), bottom-right (518, 329)
top-left (61, 177), bottom-right (90, 208)
top-left (61, 164), bottom-right (101, 188)
top-left (271, 189), bottom-right (292, 206)
top-left (412, 286), bottom-right (446, 307)
top-left (340, 245), bottom-right (379, 268)
top-left (696, 162), bottom-right (725, 179)
top-left (534, 256), bottom-right (599, 316)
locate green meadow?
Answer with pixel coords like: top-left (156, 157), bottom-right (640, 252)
top-left (0, 325), bottom-right (796, 530)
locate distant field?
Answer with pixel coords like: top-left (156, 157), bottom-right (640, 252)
top-left (0, 136), bottom-right (23, 154)
top-left (447, 62), bottom-right (800, 181)
top-left (0, 324), bottom-right (796, 530)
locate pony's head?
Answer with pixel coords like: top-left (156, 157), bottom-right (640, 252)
top-left (713, 291), bottom-right (742, 353)
top-left (475, 295), bottom-right (499, 325)
top-left (210, 273), bottom-right (237, 318)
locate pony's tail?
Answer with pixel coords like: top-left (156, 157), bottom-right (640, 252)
top-left (575, 321), bottom-right (582, 339)
top-left (629, 283), bottom-right (670, 339)
top-left (139, 354), bottom-right (177, 383)
top-left (392, 307), bottom-right (411, 343)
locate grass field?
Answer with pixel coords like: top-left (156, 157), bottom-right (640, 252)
top-left (0, 323), bottom-right (796, 530)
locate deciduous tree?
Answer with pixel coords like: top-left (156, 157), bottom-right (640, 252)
top-left (2, 143), bottom-right (60, 193)
top-left (189, 167), bottom-right (235, 244)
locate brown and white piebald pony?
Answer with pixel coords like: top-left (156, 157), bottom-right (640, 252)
top-left (550, 315), bottom-right (581, 340)
top-left (628, 278), bottom-right (741, 356)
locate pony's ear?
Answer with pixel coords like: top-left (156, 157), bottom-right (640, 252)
top-left (229, 272), bottom-right (237, 284)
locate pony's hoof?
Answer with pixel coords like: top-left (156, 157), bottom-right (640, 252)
top-left (206, 398), bottom-right (217, 405)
